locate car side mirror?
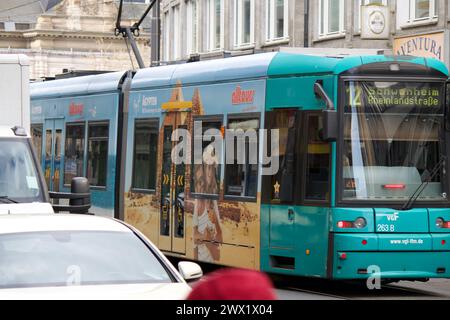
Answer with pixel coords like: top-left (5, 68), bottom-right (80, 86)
top-left (178, 261), bottom-right (203, 282)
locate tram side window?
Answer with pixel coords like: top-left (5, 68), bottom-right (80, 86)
top-left (267, 110), bottom-right (299, 204)
top-left (31, 124), bottom-right (43, 163)
top-left (304, 114), bottom-right (330, 202)
top-left (87, 122), bottom-right (109, 187)
top-left (191, 117), bottom-right (222, 197)
top-left (132, 119), bottom-right (159, 191)
top-left (225, 116), bottom-right (259, 199)
top-left (64, 123), bottom-right (85, 185)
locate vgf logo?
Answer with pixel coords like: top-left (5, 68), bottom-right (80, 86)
top-left (387, 212), bottom-right (399, 221)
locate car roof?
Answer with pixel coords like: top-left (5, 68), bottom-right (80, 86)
top-left (0, 214), bottom-right (132, 235)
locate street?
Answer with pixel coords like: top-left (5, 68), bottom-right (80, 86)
top-left (181, 259), bottom-right (450, 300)
top-left (275, 278), bottom-right (450, 300)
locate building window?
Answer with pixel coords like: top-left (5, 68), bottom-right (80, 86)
top-left (173, 5), bottom-right (181, 60)
top-left (397, 0), bottom-right (437, 27)
top-left (266, 0), bottom-right (288, 42)
top-left (414, 0), bottom-right (434, 19)
top-left (14, 23), bottom-right (31, 30)
top-left (132, 119), bottom-right (158, 191)
top-left (191, 117), bottom-right (222, 197)
top-left (234, 0), bottom-right (254, 47)
top-left (163, 11), bottom-right (170, 61)
top-left (207, 0), bottom-right (224, 51)
top-left (123, 0), bottom-right (151, 3)
top-left (304, 114), bottom-right (330, 202)
top-left (225, 116), bottom-right (259, 199)
top-left (356, 0), bottom-right (387, 32)
top-left (64, 123), bottom-right (85, 186)
top-left (186, 0), bottom-right (199, 55)
top-left (87, 122), bottom-right (109, 187)
top-left (318, 0), bottom-right (345, 37)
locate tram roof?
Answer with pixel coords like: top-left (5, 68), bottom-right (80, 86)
top-left (267, 53), bottom-right (449, 77)
top-left (30, 71), bottom-right (127, 100)
top-left (131, 52), bottom-right (448, 90)
top-left (30, 53), bottom-right (448, 99)
top-left (131, 52), bottom-right (278, 90)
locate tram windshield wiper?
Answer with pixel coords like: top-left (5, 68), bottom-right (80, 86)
top-left (401, 156), bottom-right (447, 211)
top-left (0, 196), bottom-right (19, 204)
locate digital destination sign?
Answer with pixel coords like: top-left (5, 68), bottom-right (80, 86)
top-left (345, 82), bottom-right (443, 110)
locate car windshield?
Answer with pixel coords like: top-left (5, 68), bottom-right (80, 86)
top-left (342, 81), bottom-right (447, 202)
top-left (0, 231), bottom-right (173, 289)
top-left (0, 139), bottom-right (43, 203)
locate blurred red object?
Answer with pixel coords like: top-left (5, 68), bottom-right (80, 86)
top-left (187, 268), bottom-right (277, 300)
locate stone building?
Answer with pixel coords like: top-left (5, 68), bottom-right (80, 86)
top-left (160, 0), bottom-right (450, 68)
top-left (0, 0), bottom-right (151, 79)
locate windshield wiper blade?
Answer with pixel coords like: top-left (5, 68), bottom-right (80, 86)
top-left (401, 156), bottom-right (447, 211)
top-left (0, 196), bottom-right (19, 204)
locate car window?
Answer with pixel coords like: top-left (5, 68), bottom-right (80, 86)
top-left (0, 139), bottom-right (44, 203)
top-left (0, 231), bottom-right (173, 289)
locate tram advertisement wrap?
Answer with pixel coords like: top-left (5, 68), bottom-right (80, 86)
top-left (124, 80), bottom-right (266, 270)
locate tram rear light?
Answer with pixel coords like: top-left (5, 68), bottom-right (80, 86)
top-left (354, 217), bottom-right (367, 229)
top-left (337, 217), bottom-right (367, 229)
top-left (383, 184), bottom-right (405, 190)
top-left (362, 240), bottom-right (368, 245)
top-left (436, 218), bottom-right (450, 229)
top-left (442, 240), bottom-right (446, 245)
top-left (337, 221), bottom-right (353, 229)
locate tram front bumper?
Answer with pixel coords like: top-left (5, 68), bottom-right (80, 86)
top-left (332, 233), bottom-right (450, 280)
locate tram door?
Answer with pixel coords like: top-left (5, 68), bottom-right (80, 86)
top-left (265, 110), bottom-right (300, 250)
top-left (159, 112), bottom-right (188, 254)
top-left (43, 119), bottom-right (64, 192)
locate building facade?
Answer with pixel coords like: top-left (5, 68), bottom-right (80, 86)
top-left (0, 0), bottom-right (151, 79)
top-left (160, 0), bottom-right (450, 68)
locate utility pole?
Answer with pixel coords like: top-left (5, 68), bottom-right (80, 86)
top-left (150, 0), bottom-right (160, 66)
top-left (115, 0), bottom-right (157, 69)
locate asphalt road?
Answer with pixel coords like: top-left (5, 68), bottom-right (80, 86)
top-left (169, 258), bottom-right (450, 300)
top-left (274, 277), bottom-right (450, 300)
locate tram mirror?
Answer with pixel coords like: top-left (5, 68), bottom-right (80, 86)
top-left (314, 82), bottom-right (337, 142)
top-left (322, 109), bottom-right (338, 142)
top-left (70, 177), bottom-right (91, 214)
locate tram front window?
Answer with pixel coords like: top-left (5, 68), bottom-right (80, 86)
top-left (341, 81), bottom-right (448, 203)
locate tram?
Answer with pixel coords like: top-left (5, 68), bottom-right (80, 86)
top-left (31, 53), bottom-right (450, 280)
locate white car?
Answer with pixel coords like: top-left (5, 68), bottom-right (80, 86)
top-left (0, 214), bottom-right (203, 300)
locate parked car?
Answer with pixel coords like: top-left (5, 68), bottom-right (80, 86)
top-left (0, 213), bottom-right (203, 299)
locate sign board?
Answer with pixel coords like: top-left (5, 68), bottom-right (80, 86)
top-left (393, 31), bottom-right (448, 65)
top-left (361, 5), bottom-right (390, 40)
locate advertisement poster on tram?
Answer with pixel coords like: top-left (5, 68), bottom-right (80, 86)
top-left (125, 80), bottom-right (266, 270)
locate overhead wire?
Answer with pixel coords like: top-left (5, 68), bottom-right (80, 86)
top-left (0, 0), bottom-right (42, 14)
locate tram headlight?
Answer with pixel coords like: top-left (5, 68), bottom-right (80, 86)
top-left (436, 218), bottom-right (445, 228)
top-left (353, 217), bottom-right (367, 229)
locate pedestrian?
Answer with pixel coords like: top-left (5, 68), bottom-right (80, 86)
top-left (187, 268), bottom-right (277, 300)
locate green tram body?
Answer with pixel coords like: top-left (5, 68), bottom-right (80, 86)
top-left (262, 54), bottom-right (450, 280)
top-left (30, 53), bottom-right (450, 281)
